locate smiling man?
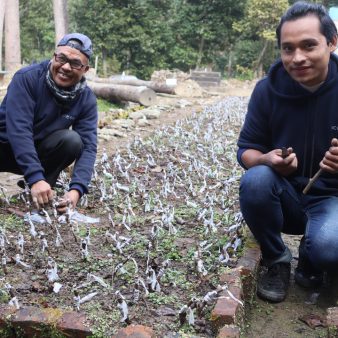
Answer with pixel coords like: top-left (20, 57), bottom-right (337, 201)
top-left (0, 33), bottom-right (97, 213)
top-left (237, 2), bottom-right (338, 302)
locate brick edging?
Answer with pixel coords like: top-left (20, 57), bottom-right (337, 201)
top-left (211, 232), bottom-right (338, 338)
top-left (0, 305), bottom-right (92, 337)
top-left (212, 233), bottom-right (261, 338)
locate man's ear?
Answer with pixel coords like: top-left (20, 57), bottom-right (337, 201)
top-left (329, 35), bottom-right (338, 52)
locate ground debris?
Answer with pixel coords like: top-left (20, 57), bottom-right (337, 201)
top-left (299, 313), bottom-right (327, 329)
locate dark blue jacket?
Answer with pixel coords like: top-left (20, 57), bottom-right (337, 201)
top-left (0, 60), bottom-right (97, 195)
top-left (237, 55), bottom-right (338, 195)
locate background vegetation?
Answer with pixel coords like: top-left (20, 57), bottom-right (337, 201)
top-left (14, 0), bottom-right (338, 79)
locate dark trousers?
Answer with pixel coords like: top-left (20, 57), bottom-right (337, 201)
top-left (0, 129), bottom-right (83, 187)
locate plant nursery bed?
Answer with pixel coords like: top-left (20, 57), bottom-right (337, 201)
top-left (0, 97), bottom-right (249, 337)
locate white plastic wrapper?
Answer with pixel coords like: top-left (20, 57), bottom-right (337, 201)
top-left (58, 211), bottom-right (100, 224)
top-left (25, 210), bottom-right (100, 225)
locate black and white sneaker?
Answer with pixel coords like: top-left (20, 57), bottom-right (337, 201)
top-left (257, 262), bottom-right (291, 303)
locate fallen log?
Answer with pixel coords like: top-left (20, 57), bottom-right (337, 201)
top-left (87, 75), bottom-right (175, 95)
top-left (88, 82), bottom-right (156, 106)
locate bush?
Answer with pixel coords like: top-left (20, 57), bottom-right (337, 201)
top-left (234, 65), bottom-right (255, 80)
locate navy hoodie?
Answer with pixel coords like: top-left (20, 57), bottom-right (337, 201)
top-left (0, 60), bottom-right (97, 195)
top-left (237, 55), bottom-right (338, 196)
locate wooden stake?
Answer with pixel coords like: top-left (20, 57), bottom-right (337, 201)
top-left (302, 168), bottom-right (323, 194)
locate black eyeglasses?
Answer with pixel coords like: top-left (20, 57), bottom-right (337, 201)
top-left (54, 53), bottom-right (87, 70)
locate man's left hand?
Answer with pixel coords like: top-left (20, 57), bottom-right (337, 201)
top-left (320, 138), bottom-right (338, 173)
top-left (56, 189), bottom-right (81, 214)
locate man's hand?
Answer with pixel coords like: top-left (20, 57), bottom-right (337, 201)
top-left (320, 138), bottom-right (338, 173)
top-left (57, 189), bottom-right (81, 214)
top-left (242, 147), bottom-right (297, 176)
top-left (262, 147), bottom-right (297, 176)
top-left (31, 180), bottom-right (54, 209)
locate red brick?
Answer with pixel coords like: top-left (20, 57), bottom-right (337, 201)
top-left (57, 311), bottom-right (92, 337)
top-left (217, 324), bottom-right (241, 338)
top-left (327, 307), bottom-right (338, 337)
top-left (0, 304), bottom-right (17, 335)
top-left (211, 267), bottom-right (244, 331)
top-left (113, 324), bottom-right (155, 338)
top-left (237, 233), bottom-right (261, 302)
top-left (11, 306), bottom-right (63, 337)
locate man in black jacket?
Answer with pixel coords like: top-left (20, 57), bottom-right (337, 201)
top-left (237, 1), bottom-right (338, 302)
top-left (0, 33), bottom-right (97, 212)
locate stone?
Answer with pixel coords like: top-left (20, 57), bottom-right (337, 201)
top-left (111, 119), bottom-right (135, 129)
top-left (175, 99), bottom-right (192, 108)
top-left (136, 119), bottom-right (151, 127)
top-left (140, 108), bottom-right (161, 120)
top-left (98, 129), bottom-right (126, 139)
top-left (129, 111), bottom-right (146, 120)
top-left (113, 324), bottom-right (155, 337)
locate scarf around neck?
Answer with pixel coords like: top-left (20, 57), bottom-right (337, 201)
top-left (46, 62), bottom-right (87, 103)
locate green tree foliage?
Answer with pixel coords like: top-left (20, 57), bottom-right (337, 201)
top-left (67, 0), bottom-right (246, 78)
top-left (289, 0), bottom-right (338, 8)
top-left (20, 0), bottom-right (322, 79)
top-left (233, 0), bottom-right (288, 76)
top-left (169, 0), bottom-right (246, 70)
top-left (20, 0), bottom-right (55, 64)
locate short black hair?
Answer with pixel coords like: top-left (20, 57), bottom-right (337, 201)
top-left (276, 1), bottom-right (337, 48)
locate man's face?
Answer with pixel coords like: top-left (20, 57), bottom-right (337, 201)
top-left (50, 46), bottom-right (89, 88)
top-left (280, 15), bottom-right (337, 86)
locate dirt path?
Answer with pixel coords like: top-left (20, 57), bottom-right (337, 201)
top-left (244, 234), bottom-right (336, 337)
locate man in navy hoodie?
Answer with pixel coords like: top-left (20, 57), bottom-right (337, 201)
top-left (237, 1), bottom-right (338, 302)
top-left (0, 33), bottom-right (97, 213)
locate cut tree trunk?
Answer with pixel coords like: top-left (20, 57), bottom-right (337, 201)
top-left (53, 0), bottom-right (69, 45)
top-left (88, 82), bottom-right (156, 106)
top-left (5, 0), bottom-right (21, 72)
top-left (87, 75), bottom-right (175, 95)
top-left (0, 0), bottom-right (5, 70)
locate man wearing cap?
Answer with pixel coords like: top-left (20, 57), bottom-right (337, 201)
top-left (0, 33), bottom-right (97, 212)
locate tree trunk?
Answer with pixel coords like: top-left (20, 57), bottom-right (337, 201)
top-left (196, 36), bottom-right (205, 70)
top-left (0, 0), bottom-right (5, 70)
top-left (4, 0), bottom-right (20, 72)
top-left (254, 39), bottom-right (269, 78)
top-left (86, 75), bottom-right (175, 94)
top-left (227, 49), bottom-right (233, 77)
top-left (53, 0), bottom-right (69, 45)
top-left (102, 48), bottom-right (107, 77)
top-left (88, 82), bottom-right (157, 106)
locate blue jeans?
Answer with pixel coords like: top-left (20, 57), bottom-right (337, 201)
top-left (239, 165), bottom-right (338, 271)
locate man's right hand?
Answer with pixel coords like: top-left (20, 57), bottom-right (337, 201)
top-left (30, 180), bottom-right (54, 209)
top-left (242, 148), bottom-right (298, 176)
top-left (263, 148), bottom-right (297, 176)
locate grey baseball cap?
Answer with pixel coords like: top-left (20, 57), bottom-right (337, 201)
top-left (57, 33), bottom-right (93, 59)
